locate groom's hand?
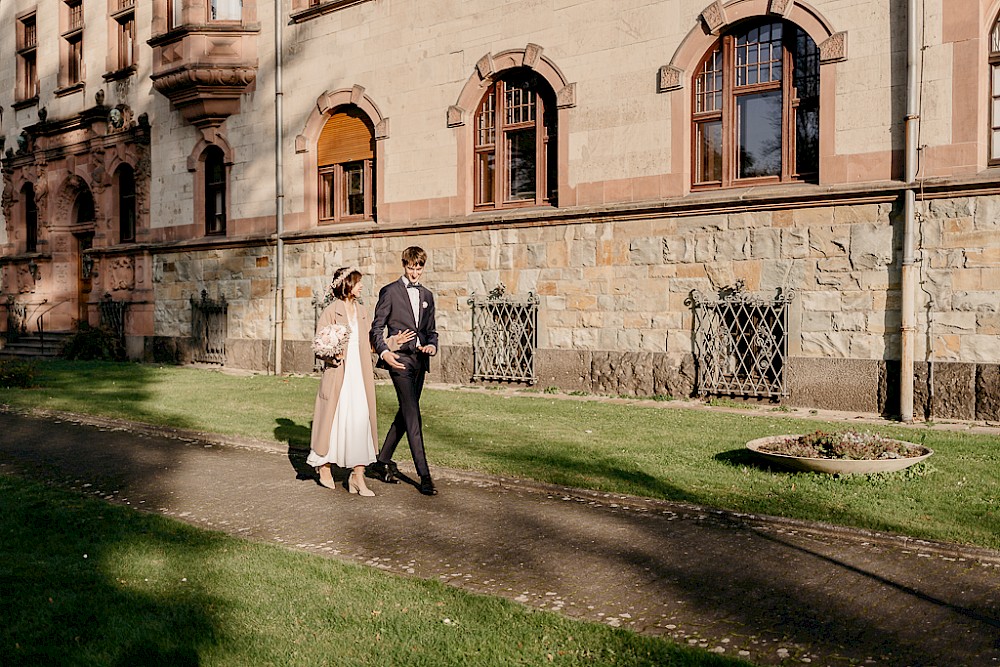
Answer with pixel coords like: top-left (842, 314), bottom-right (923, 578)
top-left (381, 350), bottom-right (406, 370)
top-left (417, 344), bottom-right (436, 356)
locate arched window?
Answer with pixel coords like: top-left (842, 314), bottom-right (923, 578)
top-left (116, 165), bottom-right (137, 243)
top-left (317, 106), bottom-right (375, 223)
top-left (204, 146), bottom-right (227, 235)
top-left (474, 68), bottom-right (557, 209)
top-left (22, 184), bottom-right (37, 253)
top-left (74, 189), bottom-right (95, 224)
top-left (693, 19), bottom-right (819, 188)
top-left (990, 18), bottom-right (1000, 164)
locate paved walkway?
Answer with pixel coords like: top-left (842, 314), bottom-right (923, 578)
top-left (1, 406), bottom-right (998, 667)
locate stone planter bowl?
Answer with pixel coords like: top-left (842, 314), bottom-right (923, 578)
top-left (746, 435), bottom-right (934, 474)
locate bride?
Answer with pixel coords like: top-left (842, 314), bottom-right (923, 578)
top-left (308, 267), bottom-right (413, 496)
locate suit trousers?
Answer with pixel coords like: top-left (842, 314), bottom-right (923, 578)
top-left (378, 362), bottom-right (430, 478)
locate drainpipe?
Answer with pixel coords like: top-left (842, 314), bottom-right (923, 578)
top-left (273, 0), bottom-right (286, 375)
top-left (899, 0), bottom-right (920, 422)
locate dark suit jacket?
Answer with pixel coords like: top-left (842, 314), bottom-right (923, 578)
top-left (370, 278), bottom-right (438, 372)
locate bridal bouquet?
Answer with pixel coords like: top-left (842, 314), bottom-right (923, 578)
top-left (312, 323), bottom-right (351, 360)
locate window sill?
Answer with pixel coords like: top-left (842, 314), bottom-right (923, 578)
top-left (54, 82), bottom-right (85, 98)
top-left (12, 96), bottom-right (39, 111)
top-left (290, 0), bottom-right (374, 23)
top-left (103, 65), bottom-right (137, 82)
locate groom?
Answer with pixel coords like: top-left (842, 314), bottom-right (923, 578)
top-left (368, 246), bottom-right (439, 496)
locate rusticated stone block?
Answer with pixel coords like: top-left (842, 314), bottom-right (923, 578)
top-left (976, 365), bottom-right (1000, 421)
top-left (437, 345), bottom-right (474, 385)
top-left (925, 362), bottom-right (976, 421)
top-left (787, 357), bottom-right (881, 413)
top-left (536, 348), bottom-right (593, 393)
top-left (591, 351), bottom-right (656, 396)
top-left (652, 353), bottom-right (695, 398)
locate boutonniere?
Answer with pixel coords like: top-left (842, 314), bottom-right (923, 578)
top-left (422, 301), bottom-right (428, 308)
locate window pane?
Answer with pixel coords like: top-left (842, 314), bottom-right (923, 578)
top-left (993, 130), bottom-right (1000, 162)
top-left (737, 91), bottom-right (782, 178)
top-left (476, 88), bottom-right (496, 147)
top-left (342, 161), bottom-right (365, 216)
top-left (211, 0), bottom-right (242, 21)
top-left (476, 152), bottom-right (495, 206)
top-left (320, 171), bottom-right (334, 219)
top-left (696, 47), bottom-right (723, 113)
top-left (696, 121), bottom-right (723, 184)
top-left (505, 80), bottom-right (536, 125)
top-left (795, 104), bottom-right (819, 176)
top-left (506, 128), bottom-right (536, 201)
top-left (736, 22), bottom-right (782, 87)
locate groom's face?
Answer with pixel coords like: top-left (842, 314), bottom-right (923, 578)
top-left (404, 262), bottom-right (424, 284)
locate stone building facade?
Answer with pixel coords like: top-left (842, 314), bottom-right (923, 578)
top-left (2, 0), bottom-right (999, 420)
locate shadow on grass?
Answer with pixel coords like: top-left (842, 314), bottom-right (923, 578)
top-left (0, 475), bottom-right (222, 665)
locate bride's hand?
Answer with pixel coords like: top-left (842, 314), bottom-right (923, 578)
top-left (387, 329), bottom-right (416, 351)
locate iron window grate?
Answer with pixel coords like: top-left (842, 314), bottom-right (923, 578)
top-left (469, 285), bottom-right (539, 384)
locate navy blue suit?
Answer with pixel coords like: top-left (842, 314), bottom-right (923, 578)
top-left (370, 278), bottom-right (438, 477)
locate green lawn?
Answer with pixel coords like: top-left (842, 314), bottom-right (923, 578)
top-left (2, 359), bottom-right (999, 550)
top-left (0, 474), bottom-right (747, 667)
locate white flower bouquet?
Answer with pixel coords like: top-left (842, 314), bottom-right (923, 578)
top-left (312, 323), bottom-right (351, 360)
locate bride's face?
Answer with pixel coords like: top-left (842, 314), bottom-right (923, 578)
top-left (350, 279), bottom-right (363, 299)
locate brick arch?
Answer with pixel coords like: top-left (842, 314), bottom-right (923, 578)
top-left (294, 85), bottom-right (387, 230)
top-left (449, 44), bottom-right (576, 212)
top-left (661, 0), bottom-right (844, 192)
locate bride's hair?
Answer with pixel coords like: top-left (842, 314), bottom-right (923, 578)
top-left (329, 267), bottom-right (362, 301)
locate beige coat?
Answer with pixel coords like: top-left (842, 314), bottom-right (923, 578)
top-left (309, 300), bottom-right (378, 459)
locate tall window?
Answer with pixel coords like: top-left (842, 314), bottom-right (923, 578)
top-left (117, 165), bottom-right (137, 243)
top-left (990, 17), bottom-right (1000, 164)
top-left (23, 185), bottom-right (38, 253)
top-left (317, 107), bottom-right (375, 223)
top-left (112, 0), bottom-right (136, 72)
top-left (693, 20), bottom-right (819, 188)
top-left (17, 13), bottom-right (39, 101)
top-left (474, 69), bottom-right (556, 209)
top-left (210, 0), bottom-right (242, 21)
top-left (204, 147), bottom-right (227, 235)
top-left (167, 0), bottom-right (182, 29)
top-left (63, 0), bottom-right (85, 86)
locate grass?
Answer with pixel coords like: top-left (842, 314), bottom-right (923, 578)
top-left (0, 474), bottom-right (747, 667)
top-left (2, 360), bottom-right (999, 550)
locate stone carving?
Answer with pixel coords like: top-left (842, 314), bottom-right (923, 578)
top-left (769, 0), bottom-right (795, 17)
top-left (375, 118), bottom-right (390, 140)
top-left (447, 105), bottom-right (466, 128)
top-left (17, 264), bottom-right (34, 293)
top-left (657, 65), bottom-right (684, 93)
top-left (1, 172), bottom-right (13, 225)
top-left (350, 84), bottom-right (365, 105)
top-left (700, 0), bottom-right (728, 35)
top-left (90, 148), bottom-right (108, 195)
top-left (476, 53), bottom-right (495, 80)
top-left (820, 32), bottom-right (848, 63)
top-left (135, 151), bottom-right (152, 216)
top-left (523, 43), bottom-right (543, 69)
top-left (95, 89), bottom-right (106, 106)
top-left (109, 256), bottom-right (135, 291)
top-left (295, 134), bottom-right (308, 153)
top-left (33, 162), bottom-right (48, 223)
top-left (556, 83), bottom-right (577, 109)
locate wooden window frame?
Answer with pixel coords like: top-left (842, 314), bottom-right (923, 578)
top-left (473, 71), bottom-right (555, 211)
top-left (116, 165), bottom-right (137, 243)
top-left (990, 19), bottom-right (1000, 166)
top-left (60, 0), bottom-right (86, 89)
top-left (691, 19), bottom-right (819, 191)
top-left (204, 147), bottom-right (228, 236)
top-left (318, 159), bottom-right (374, 223)
top-left (109, 0), bottom-right (136, 76)
top-left (16, 13), bottom-right (39, 103)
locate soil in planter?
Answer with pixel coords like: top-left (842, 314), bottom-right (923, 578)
top-left (757, 430), bottom-right (928, 460)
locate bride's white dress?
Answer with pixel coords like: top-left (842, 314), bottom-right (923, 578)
top-left (306, 309), bottom-right (375, 469)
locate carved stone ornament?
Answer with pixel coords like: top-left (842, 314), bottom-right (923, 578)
top-left (295, 134), bottom-right (308, 153)
top-left (556, 83), bottom-right (577, 109)
top-left (476, 53), bottom-right (495, 80)
top-left (109, 256), bottom-right (136, 291)
top-left (523, 43), bottom-right (543, 69)
top-left (447, 105), bottom-right (466, 128)
top-left (17, 264), bottom-right (34, 293)
top-left (375, 118), bottom-right (390, 140)
top-left (700, 0), bottom-right (729, 35)
top-left (350, 84), bottom-right (365, 105)
top-left (768, 0), bottom-right (795, 18)
top-left (819, 31), bottom-right (848, 63)
top-left (658, 65), bottom-right (685, 93)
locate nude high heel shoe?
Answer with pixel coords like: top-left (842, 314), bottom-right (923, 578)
top-left (349, 470), bottom-right (375, 497)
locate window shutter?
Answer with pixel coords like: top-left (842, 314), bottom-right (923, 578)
top-left (317, 109), bottom-right (374, 166)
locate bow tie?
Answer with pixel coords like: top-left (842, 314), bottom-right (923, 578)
top-left (407, 283), bottom-right (420, 289)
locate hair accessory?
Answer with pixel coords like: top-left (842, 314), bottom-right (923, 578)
top-left (325, 266), bottom-right (361, 302)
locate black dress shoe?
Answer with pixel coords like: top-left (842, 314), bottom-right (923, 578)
top-left (418, 475), bottom-right (438, 496)
top-left (367, 461), bottom-right (399, 484)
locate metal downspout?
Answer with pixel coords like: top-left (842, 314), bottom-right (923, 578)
top-left (900, 0), bottom-right (920, 422)
top-left (274, 0), bottom-right (286, 375)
